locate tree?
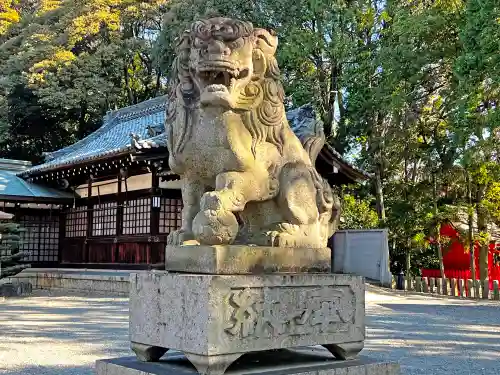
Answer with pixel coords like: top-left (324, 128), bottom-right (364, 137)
top-left (0, 221), bottom-right (27, 279)
top-left (453, 0), bottom-right (500, 281)
top-left (339, 192), bottom-right (379, 230)
top-left (0, 0), bottom-right (168, 162)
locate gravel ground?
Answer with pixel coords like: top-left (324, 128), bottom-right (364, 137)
top-left (1, 287), bottom-right (499, 375)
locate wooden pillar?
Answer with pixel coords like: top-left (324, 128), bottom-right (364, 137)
top-left (58, 205), bottom-right (66, 265)
top-left (150, 168), bottom-right (161, 265)
top-left (116, 175), bottom-right (123, 235)
top-left (115, 175), bottom-right (123, 264)
top-left (150, 168), bottom-right (160, 236)
top-left (85, 177), bottom-right (93, 263)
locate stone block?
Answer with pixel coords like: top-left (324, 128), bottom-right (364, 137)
top-left (429, 278), bottom-right (435, 293)
top-left (165, 245), bottom-right (331, 274)
top-left (458, 279), bottom-right (465, 297)
top-left (0, 282), bottom-right (32, 297)
top-left (96, 349), bottom-right (400, 375)
top-left (482, 280), bottom-right (490, 299)
top-left (443, 278), bottom-right (450, 295)
top-left (450, 278), bottom-right (457, 297)
top-left (129, 271), bottom-right (365, 375)
top-left (391, 275), bottom-right (396, 289)
top-left (422, 277), bottom-right (429, 293)
top-left (436, 278), bottom-right (443, 295)
top-left (474, 280), bottom-right (481, 299)
top-left (414, 277), bottom-right (422, 292)
top-left (467, 279), bottom-right (474, 298)
top-left (493, 280), bottom-right (500, 301)
top-left (405, 277), bottom-right (413, 291)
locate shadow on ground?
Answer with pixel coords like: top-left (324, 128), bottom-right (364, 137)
top-left (364, 300), bottom-right (500, 375)
top-left (2, 291), bottom-right (500, 375)
top-left (0, 293), bottom-right (131, 375)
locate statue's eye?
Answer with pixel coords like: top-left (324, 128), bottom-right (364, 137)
top-left (229, 37), bottom-right (244, 50)
top-left (193, 38), bottom-right (205, 48)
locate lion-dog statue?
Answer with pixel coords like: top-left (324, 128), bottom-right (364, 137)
top-left (166, 17), bottom-right (340, 248)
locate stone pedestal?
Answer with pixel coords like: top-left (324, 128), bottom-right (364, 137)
top-left (165, 245), bottom-right (331, 274)
top-left (97, 348), bottom-right (400, 375)
top-left (129, 270), bottom-right (365, 375)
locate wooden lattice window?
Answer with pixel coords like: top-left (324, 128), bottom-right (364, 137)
top-left (123, 198), bottom-right (150, 235)
top-left (66, 206), bottom-right (87, 237)
top-left (159, 197), bottom-right (182, 234)
top-left (92, 202), bottom-right (117, 236)
top-left (18, 214), bottom-right (59, 263)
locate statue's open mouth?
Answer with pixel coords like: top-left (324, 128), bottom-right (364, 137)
top-left (197, 64), bottom-right (250, 92)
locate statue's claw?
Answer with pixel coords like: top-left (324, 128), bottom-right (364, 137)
top-left (266, 230), bottom-right (296, 247)
top-left (167, 229), bottom-right (195, 246)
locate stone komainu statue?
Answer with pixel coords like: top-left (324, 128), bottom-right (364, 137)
top-left (166, 17), bottom-right (340, 248)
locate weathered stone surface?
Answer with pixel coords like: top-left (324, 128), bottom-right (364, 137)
top-left (443, 278), bottom-right (450, 295)
top-left (96, 350), bottom-right (400, 375)
top-left (493, 280), bottom-right (500, 301)
top-left (165, 245), bottom-right (331, 274)
top-left (467, 279), bottom-right (474, 298)
top-left (165, 17), bottom-right (340, 249)
top-left (130, 271), bottom-right (365, 373)
top-left (0, 282), bottom-right (32, 297)
top-left (474, 280), bottom-right (481, 299)
top-left (405, 277), bottom-right (412, 291)
top-left (9, 269), bottom-right (130, 295)
top-left (436, 278), bottom-right (443, 295)
top-left (458, 279), bottom-right (466, 297)
top-left (414, 277), bottom-right (422, 292)
top-left (450, 278), bottom-right (458, 297)
top-left (422, 277), bottom-right (429, 293)
top-left (482, 280), bottom-right (490, 299)
top-left (429, 278), bottom-right (435, 293)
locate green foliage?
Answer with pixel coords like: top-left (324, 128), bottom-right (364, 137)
top-left (0, 0), bottom-right (167, 162)
top-left (0, 220), bottom-right (28, 279)
top-left (485, 182), bottom-right (500, 225)
top-left (339, 193), bottom-right (379, 230)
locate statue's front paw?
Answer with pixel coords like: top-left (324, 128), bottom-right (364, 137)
top-left (167, 229), bottom-right (196, 245)
top-left (266, 231), bottom-right (296, 247)
top-left (192, 209), bottom-right (238, 245)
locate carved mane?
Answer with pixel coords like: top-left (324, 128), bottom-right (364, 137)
top-left (165, 19), bottom-right (290, 163)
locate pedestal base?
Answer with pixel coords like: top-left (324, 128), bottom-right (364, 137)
top-left (96, 349), bottom-right (400, 375)
top-left (165, 245), bottom-right (331, 274)
top-left (130, 271), bottom-right (365, 375)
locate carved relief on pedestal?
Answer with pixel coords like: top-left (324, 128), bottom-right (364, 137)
top-left (224, 286), bottom-right (357, 339)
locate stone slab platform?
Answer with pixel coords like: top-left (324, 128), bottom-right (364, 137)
top-left (96, 349), bottom-right (400, 375)
top-left (165, 245), bottom-right (331, 274)
top-left (130, 271), bottom-right (365, 374)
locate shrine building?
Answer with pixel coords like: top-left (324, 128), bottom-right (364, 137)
top-left (0, 96), bottom-right (369, 269)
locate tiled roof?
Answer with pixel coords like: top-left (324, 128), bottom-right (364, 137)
top-left (18, 96), bottom-right (167, 177)
top-left (287, 104), bottom-right (371, 179)
top-left (0, 170), bottom-right (74, 200)
top-left (20, 96), bottom-right (369, 181)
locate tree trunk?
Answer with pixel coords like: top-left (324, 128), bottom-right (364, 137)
top-left (433, 173), bottom-right (445, 282)
top-left (406, 246), bottom-right (411, 278)
top-left (476, 184), bottom-right (489, 282)
top-left (374, 165), bottom-right (386, 222)
top-left (465, 170), bottom-right (476, 281)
